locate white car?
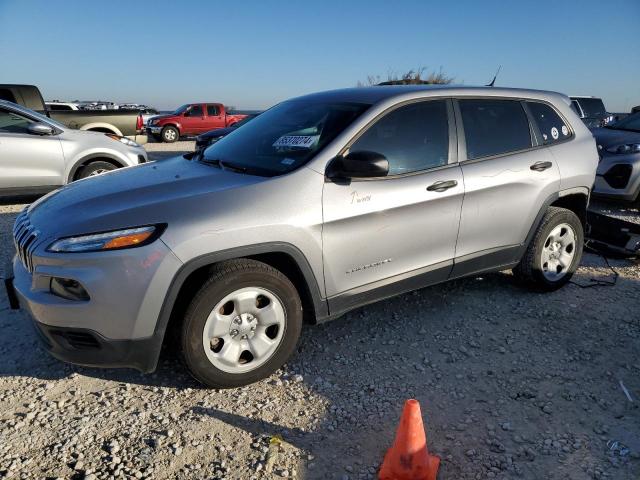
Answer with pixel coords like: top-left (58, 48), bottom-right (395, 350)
top-left (0, 99), bottom-right (148, 197)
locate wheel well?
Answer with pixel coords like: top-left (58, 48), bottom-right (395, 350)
top-left (550, 193), bottom-right (588, 227)
top-left (162, 124), bottom-right (179, 133)
top-left (163, 253), bottom-right (317, 349)
top-left (87, 127), bottom-right (117, 134)
top-left (71, 157), bottom-right (123, 181)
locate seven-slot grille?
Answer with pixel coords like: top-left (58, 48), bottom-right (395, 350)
top-left (13, 210), bottom-right (40, 273)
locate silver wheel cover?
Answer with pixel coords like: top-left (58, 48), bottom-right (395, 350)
top-left (540, 223), bottom-right (577, 281)
top-left (202, 287), bottom-right (286, 374)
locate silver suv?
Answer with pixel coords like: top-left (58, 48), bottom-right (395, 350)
top-left (0, 100), bottom-right (147, 197)
top-left (7, 86), bottom-right (598, 388)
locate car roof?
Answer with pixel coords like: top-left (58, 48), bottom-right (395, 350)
top-left (289, 85), bottom-right (570, 106)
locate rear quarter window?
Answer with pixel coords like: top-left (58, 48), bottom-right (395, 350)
top-left (527, 102), bottom-right (571, 145)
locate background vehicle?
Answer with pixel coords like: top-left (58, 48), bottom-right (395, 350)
top-left (45, 101), bottom-right (80, 111)
top-left (146, 103), bottom-right (247, 143)
top-left (194, 113), bottom-right (260, 152)
top-left (0, 84), bottom-right (147, 144)
top-left (7, 86), bottom-right (598, 388)
top-left (0, 99), bottom-right (147, 197)
top-left (591, 111), bottom-right (640, 204)
top-left (570, 96), bottom-right (627, 128)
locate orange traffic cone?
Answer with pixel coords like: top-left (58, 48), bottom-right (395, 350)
top-left (379, 399), bottom-right (440, 480)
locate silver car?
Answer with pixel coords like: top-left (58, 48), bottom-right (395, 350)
top-left (0, 100), bottom-right (147, 197)
top-left (7, 86), bottom-right (598, 388)
top-left (591, 112), bottom-right (640, 203)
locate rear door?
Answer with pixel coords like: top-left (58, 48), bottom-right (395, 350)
top-left (322, 99), bottom-right (464, 305)
top-left (0, 106), bottom-right (64, 192)
top-left (452, 98), bottom-right (560, 275)
top-left (206, 104), bottom-right (226, 131)
top-left (181, 103), bottom-right (206, 134)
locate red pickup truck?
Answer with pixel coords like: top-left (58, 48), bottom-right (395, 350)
top-left (146, 103), bottom-right (246, 143)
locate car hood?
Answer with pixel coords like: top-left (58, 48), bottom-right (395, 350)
top-left (591, 127), bottom-right (640, 148)
top-left (148, 114), bottom-right (176, 123)
top-left (27, 156), bottom-right (266, 239)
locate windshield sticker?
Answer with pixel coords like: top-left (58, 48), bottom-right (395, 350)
top-left (281, 158), bottom-right (295, 165)
top-left (273, 135), bottom-right (319, 149)
top-left (561, 125), bottom-right (569, 136)
top-left (551, 127), bottom-right (559, 140)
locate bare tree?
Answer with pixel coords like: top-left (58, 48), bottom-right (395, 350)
top-left (357, 67), bottom-right (454, 86)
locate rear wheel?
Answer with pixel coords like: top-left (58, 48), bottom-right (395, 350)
top-left (181, 259), bottom-right (302, 388)
top-left (75, 161), bottom-right (117, 180)
top-left (161, 126), bottom-right (179, 143)
top-left (513, 207), bottom-right (583, 291)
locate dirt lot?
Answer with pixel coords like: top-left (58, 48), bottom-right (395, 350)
top-left (1, 147), bottom-right (639, 479)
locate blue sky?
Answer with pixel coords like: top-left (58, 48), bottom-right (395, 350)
top-left (1, 0), bottom-right (639, 111)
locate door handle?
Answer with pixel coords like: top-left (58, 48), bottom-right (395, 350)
top-left (530, 161), bottom-right (553, 172)
top-left (427, 180), bottom-right (458, 192)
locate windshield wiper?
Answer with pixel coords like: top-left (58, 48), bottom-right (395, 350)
top-left (199, 157), bottom-right (252, 174)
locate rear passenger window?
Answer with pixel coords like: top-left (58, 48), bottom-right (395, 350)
top-left (349, 100), bottom-right (449, 175)
top-left (207, 104), bottom-right (219, 116)
top-left (459, 99), bottom-right (532, 160)
top-left (527, 102), bottom-right (571, 145)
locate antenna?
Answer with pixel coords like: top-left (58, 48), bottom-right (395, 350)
top-left (486, 65), bottom-right (502, 87)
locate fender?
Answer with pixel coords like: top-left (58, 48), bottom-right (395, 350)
top-left (66, 153), bottom-right (127, 182)
top-left (79, 122), bottom-right (122, 136)
top-left (157, 121), bottom-right (182, 133)
top-left (142, 242), bottom-right (329, 371)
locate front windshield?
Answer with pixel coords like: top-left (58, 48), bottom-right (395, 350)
top-left (172, 104), bottom-right (190, 115)
top-left (609, 112), bottom-right (640, 132)
top-left (202, 100), bottom-right (370, 176)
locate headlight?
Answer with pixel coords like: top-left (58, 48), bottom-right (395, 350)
top-left (106, 133), bottom-right (141, 148)
top-left (47, 225), bottom-right (162, 253)
top-left (605, 143), bottom-right (640, 154)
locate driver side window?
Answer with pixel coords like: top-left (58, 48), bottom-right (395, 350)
top-left (186, 105), bottom-right (203, 117)
top-left (0, 108), bottom-right (33, 134)
top-left (349, 100), bottom-right (449, 175)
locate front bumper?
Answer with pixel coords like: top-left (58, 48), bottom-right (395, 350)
top-left (9, 237), bottom-right (182, 372)
top-left (146, 125), bottom-right (162, 135)
top-left (593, 154), bottom-right (640, 202)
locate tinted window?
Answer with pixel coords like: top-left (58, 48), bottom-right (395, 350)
top-left (527, 102), bottom-right (571, 145)
top-left (576, 98), bottom-right (606, 117)
top-left (460, 99), bottom-right (532, 160)
top-left (349, 100), bottom-right (449, 175)
top-left (48, 104), bottom-right (72, 111)
top-left (0, 108), bottom-right (33, 134)
top-left (207, 104), bottom-right (219, 116)
top-left (186, 105), bottom-right (203, 117)
top-left (0, 89), bottom-right (17, 103)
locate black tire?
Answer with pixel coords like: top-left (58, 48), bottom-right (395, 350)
top-left (75, 161), bottom-right (117, 180)
top-left (181, 259), bottom-right (302, 388)
top-left (513, 207), bottom-right (584, 291)
top-left (161, 126), bottom-right (179, 143)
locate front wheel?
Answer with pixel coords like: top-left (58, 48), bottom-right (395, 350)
top-left (161, 126), bottom-right (179, 143)
top-left (181, 259), bottom-right (302, 388)
top-left (513, 207), bottom-right (584, 291)
top-left (75, 161), bottom-right (117, 180)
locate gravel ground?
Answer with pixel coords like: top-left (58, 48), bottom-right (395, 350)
top-left (145, 140), bottom-right (195, 162)
top-left (1, 159), bottom-right (639, 479)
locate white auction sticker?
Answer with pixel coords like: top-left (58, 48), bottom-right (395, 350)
top-left (551, 127), bottom-right (559, 140)
top-left (273, 135), bottom-right (319, 148)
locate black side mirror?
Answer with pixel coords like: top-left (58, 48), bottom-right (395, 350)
top-left (326, 150), bottom-right (389, 179)
top-left (27, 122), bottom-right (54, 136)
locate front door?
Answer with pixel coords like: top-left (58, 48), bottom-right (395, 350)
top-left (322, 99), bottom-right (464, 309)
top-left (452, 98), bottom-right (561, 274)
top-left (0, 106), bottom-right (64, 193)
top-left (181, 104), bottom-right (206, 134)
